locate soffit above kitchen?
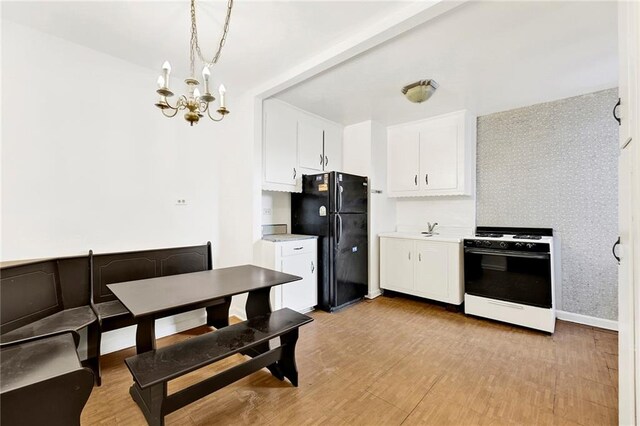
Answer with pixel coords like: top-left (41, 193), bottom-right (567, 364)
top-left (274, 1), bottom-right (618, 125)
top-left (0, 0), bottom-right (408, 94)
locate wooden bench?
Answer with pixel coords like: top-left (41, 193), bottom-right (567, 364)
top-left (124, 308), bottom-right (313, 426)
top-left (0, 258), bottom-right (100, 383)
top-left (0, 331), bottom-right (94, 426)
top-left (90, 242), bottom-right (230, 380)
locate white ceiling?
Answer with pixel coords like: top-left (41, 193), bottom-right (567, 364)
top-left (1, 1), bottom-right (409, 94)
top-left (2, 1), bottom-right (619, 124)
top-left (275, 1), bottom-right (619, 125)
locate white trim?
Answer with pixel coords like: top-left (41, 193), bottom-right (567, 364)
top-left (556, 310), bottom-right (618, 331)
top-left (366, 290), bottom-right (383, 300)
top-left (229, 305), bottom-right (246, 321)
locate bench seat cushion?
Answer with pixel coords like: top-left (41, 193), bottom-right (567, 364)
top-left (0, 306), bottom-right (96, 344)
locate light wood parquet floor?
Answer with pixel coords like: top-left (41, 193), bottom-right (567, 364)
top-left (82, 295), bottom-right (618, 425)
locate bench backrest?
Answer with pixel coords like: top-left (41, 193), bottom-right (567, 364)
top-left (0, 260), bottom-right (63, 335)
top-left (90, 242), bottom-right (212, 304)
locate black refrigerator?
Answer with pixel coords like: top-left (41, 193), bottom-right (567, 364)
top-left (292, 171), bottom-right (368, 312)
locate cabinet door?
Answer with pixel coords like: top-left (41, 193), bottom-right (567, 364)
top-left (414, 241), bottom-right (449, 299)
top-left (388, 125), bottom-right (420, 192)
top-left (618, 0), bottom-right (638, 149)
top-left (298, 115), bottom-right (324, 172)
top-left (381, 238), bottom-right (414, 291)
top-left (281, 252), bottom-right (317, 312)
top-left (419, 120), bottom-right (459, 191)
top-left (264, 100), bottom-right (298, 186)
top-left (323, 122), bottom-right (343, 172)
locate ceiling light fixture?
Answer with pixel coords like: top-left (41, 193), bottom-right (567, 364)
top-left (155, 0), bottom-right (233, 126)
top-left (402, 79), bottom-right (439, 103)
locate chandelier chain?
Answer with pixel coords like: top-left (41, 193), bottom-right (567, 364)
top-left (189, 0), bottom-right (233, 76)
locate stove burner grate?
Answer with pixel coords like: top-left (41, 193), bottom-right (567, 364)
top-left (475, 233), bottom-right (504, 238)
top-left (512, 235), bottom-right (543, 240)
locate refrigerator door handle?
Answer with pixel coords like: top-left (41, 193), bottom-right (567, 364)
top-left (336, 214), bottom-right (342, 246)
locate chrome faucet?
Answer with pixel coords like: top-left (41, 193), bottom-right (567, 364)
top-left (426, 222), bottom-right (438, 233)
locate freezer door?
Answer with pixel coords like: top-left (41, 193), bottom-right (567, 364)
top-left (331, 172), bottom-right (368, 214)
top-left (332, 213), bottom-right (368, 308)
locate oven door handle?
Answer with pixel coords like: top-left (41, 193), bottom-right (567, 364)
top-left (464, 248), bottom-right (550, 259)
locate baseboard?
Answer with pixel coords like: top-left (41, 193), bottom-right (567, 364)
top-left (100, 310), bottom-right (207, 355)
top-left (366, 289), bottom-right (383, 300)
top-left (556, 310), bottom-right (618, 331)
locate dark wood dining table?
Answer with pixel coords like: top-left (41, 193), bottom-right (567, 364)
top-left (107, 264), bottom-right (302, 354)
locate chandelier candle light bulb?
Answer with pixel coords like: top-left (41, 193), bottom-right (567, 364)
top-left (219, 84), bottom-right (226, 108)
top-left (193, 88), bottom-right (201, 99)
top-left (157, 76), bottom-right (165, 89)
top-left (202, 67), bottom-right (211, 94)
top-left (162, 61), bottom-right (171, 89)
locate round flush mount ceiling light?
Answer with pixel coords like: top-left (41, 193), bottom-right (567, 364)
top-left (402, 79), bottom-right (439, 103)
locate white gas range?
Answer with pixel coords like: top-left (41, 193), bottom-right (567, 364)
top-left (463, 227), bottom-right (558, 333)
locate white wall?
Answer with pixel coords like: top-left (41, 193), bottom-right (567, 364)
top-left (261, 191), bottom-right (291, 229)
top-left (395, 197), bottom-right (476, 231)
top-left (1, 21), bottom-right (255, 351)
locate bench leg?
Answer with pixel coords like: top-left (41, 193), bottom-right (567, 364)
top-left (130, 382), bottom-right (166, 426)
top-left (206, 296), bottom-right (232, 328)
top-left (87, 322), bottom-right (102, 386)
top-left (279, 328), bottom-right (300, 387)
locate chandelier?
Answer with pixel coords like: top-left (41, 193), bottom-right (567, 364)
top-left (155, 0), bottom-right (233, 126)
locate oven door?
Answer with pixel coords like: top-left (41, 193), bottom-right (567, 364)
top-left (464, 247), bottom-right (552, 308)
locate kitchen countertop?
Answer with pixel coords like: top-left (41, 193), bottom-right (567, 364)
top-left (378, 232), bottom-right (468, 243)
top-left (262, 234), bottom-right (318, 242)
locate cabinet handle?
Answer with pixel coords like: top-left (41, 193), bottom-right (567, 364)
top-left (425, 174), bottom-right (429, 185)
top-left (320, 154), bottom-right (324, 165)
top-left (613, 98), bottom-right (621, 125)
top-left (311, 261), bottom-right (315, 273)
top-left (325, 156), bottom-right (329, 166)
top-left (408, 252), bottom-right (411, 260)
top-left (612, 237), bottom-right (620, 264)
top-left (293, 168), bottom-right (297, 179)
top-left (414, 175), bottom-right (418, 186)
top-left (419, 253), bottom-right (421, 261)
top-left (294, 247), bottom-right (303, 251)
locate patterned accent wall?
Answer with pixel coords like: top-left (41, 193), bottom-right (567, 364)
top-left (477, 89), bottom-right (619, 321)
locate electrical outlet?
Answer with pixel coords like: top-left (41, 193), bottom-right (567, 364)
top-left (263, 208), bottom-right (272, 216)
top-left (176, 199), bottom-right (188, 206)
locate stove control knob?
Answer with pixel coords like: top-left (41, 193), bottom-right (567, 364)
top-left (475, 240), bottom-right (483, 247)
top-left (500, 242), bottom-right (508, 248)
top-left (526, 243), bottom-right (535, 249)
top-left (515, 242), bottom-right (524, 248)
top-left (483, 240), bottom-right (492, 247)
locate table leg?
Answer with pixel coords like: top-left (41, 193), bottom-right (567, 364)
top-left (206, 296), bottom-right (232, 329)
top-left (136, 317), bottom-right (156, 354)
top-left (244, 288), bottom-right (284, 381)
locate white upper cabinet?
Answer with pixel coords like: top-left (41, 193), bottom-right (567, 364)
top-left (298, 114), bottom-right (324, 173)
top-left (387, 123), bottom-right (420, 192)
top-left (387, 110), bottom-right (476, 197)
top-left (322, 122), bottom-right (343, 172)
top-left (263, 99), bottom-right (343, 192)
top-left (618, 0), bottom-right (638, 149)
top-left (263, 99), bottom-right (298, 190)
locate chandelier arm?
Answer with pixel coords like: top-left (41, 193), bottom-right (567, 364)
top-left (206, 106), bottom-right (225, 122)
top-left (162, 108), bottom-right (180, 118)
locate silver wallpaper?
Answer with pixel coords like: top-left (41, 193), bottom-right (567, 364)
top-left (476, 89), bottom-right (619, 320)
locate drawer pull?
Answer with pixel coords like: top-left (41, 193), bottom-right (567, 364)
top-left (488, 300), bottom-right (524, 310)
top-left (293, 247), bottom-right (303, 251)
top-left (311, 261), bottom-right (315, 273)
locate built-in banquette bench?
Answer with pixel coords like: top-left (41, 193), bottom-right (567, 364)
top-left (0, 256), bottom-right (101, 382)
top-left (0, 331), bottom-right (94, 426)
top-left (125, 308), bottom-right (313, 426)
top-left (0, 242), bottom-right (220, 387)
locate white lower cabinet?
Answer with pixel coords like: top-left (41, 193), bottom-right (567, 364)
top-left (259, 238), bottom-right (318, 313)
top-left (380, 236), bottom-right (463, 305)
